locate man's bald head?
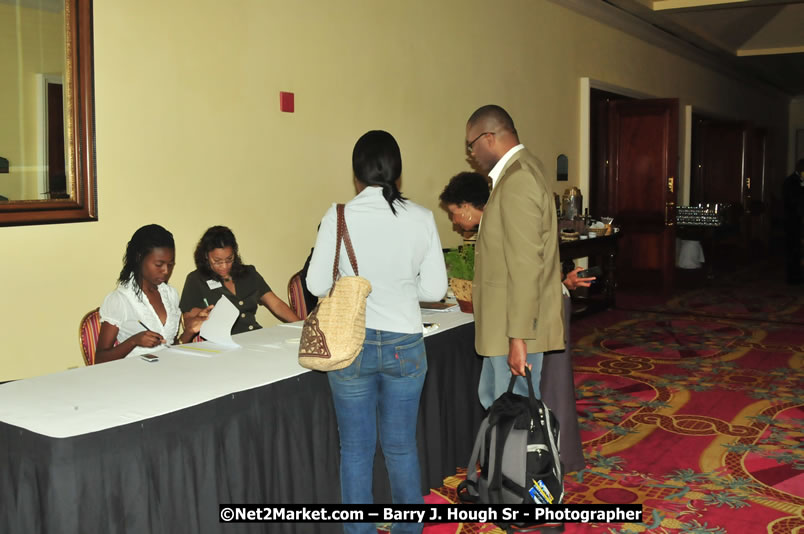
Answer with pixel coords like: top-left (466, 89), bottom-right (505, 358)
top-left (467, 105), bottom-right (518, 140)
top-left (465, 105), bottom-right (521, 172)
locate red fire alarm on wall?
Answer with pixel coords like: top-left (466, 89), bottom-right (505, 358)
top-left (280, 91), bottom-right (294, 113)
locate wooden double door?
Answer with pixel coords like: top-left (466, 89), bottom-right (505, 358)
top-left (691, 117), bottom-right (767, 248)
top-left (593, 95), bottom-right (679, 294)
top-left (591, 94), bottom-right (769, 293)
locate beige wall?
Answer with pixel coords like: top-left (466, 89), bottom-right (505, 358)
top-left (0, 0), bottom-right (790, 380)
top-left (0, 4), bottom-right (65, 201)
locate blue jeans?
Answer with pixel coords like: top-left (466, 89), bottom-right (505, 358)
top-left (478, 352), bottom-right (543, 410)
top-left (327, 328), bottom-right (427, 534)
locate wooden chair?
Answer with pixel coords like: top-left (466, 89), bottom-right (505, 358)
top-left (78, 308), bottom-right (102, 366)
top-left (287, 270), bottom-right (309, 319)
top-left (80, 309), bottom-right (197, 365)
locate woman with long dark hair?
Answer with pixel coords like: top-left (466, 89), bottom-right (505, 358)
top-left (307, 130), bottom-right (447, 534)
top-left (180, 225), bottom-right (299, 335)
top-left (96, 224), bottom-right (208, 363)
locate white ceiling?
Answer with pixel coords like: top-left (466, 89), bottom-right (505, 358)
top-left (606, 0), bottom-right (804, 96)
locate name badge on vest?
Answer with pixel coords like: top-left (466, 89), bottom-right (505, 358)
top-left (206, 279), bottom-right (223, 290)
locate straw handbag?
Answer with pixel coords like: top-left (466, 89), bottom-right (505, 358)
top-left (298, 204), bottom-right (372, 371)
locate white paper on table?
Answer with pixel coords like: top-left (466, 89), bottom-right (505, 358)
top-left (164, 342), bottom-right (237, 357)
top-left (254, 343), bottom-right (283, 350)
top-left (200, 295), bottom-right (240, 347)
top-left (420, 302), bottom-right (459, 313)
top-left (277, 321), bottom-right (304, 329)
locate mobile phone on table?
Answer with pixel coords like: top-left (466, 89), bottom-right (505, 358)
top-left (578, 266), bottom-right (602, 278)
top-left (140, 354), bottom-right (159, 363)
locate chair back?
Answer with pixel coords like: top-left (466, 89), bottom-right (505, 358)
top-left (287, 270), bottom-right (309, 319)
top-left (79, 308), bottom-right (102, 366)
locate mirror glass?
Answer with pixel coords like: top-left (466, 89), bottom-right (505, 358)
top-left (0, 0), bottom-right (67, 202)
top-left (0, 0), bottom-right (96, 226)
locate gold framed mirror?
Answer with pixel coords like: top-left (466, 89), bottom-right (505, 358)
top-left (0, 0), bottom-right (96, 226)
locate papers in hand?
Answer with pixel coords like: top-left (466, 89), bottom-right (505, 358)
top-left (420, 301), bottom-right (458, 312)
top-left (200, 295), bottom-right (241, 347)
top-left (423, 322), bottom-right (440, 335)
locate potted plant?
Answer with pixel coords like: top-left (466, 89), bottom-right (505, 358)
top-left (444, 244), bottom-right (474, 313)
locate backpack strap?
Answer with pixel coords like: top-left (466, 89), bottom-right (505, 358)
top-left (506, 367), bottom-right (541, 420)
top-left (457, 418), bottom-right (489, 503)
top-left (487, 415), bottom-right (517, 504)
top-left (541, 399), bottom-right (564, 496)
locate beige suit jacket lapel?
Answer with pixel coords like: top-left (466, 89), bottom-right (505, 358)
top-left (482, 150), bottom-right (525, 232)
top-left (490, 149), bottom-right (526, 193)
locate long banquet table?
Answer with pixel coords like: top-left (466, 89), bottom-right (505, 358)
top-left (0, 311), bottom-right (484, 534)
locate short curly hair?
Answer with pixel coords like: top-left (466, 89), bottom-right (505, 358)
top-left (439, 171), bottom-right (490, 209)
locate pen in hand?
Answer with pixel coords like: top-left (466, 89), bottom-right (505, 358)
top-left (138, 320), bottom-right (165, 345)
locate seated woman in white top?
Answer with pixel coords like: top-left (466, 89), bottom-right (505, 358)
top-left (307, 130), bottom-right (447, 534)
top-left (95, 224), bottom-right (210, 363)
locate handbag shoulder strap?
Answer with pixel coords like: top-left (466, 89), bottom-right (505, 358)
top-left (333, 204), bottom-right (360, 286)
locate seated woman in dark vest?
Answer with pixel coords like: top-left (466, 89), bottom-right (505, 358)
top-left (180, 226), bottom-right (299, 336)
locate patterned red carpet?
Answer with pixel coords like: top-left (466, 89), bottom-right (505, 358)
top-left (416, 265), bottom-right (804, 534)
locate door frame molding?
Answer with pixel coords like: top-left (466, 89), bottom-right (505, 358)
top-left (579, 78), bottom-right (654, 210)
top-left (37, 73), bottom-right (64, 199)
top-left (580, 78), bottom-right (695, 208)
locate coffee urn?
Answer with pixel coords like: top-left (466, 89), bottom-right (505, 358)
top-left (562, 187), bottom-right (583, 220)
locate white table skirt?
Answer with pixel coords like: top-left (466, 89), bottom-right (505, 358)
top-left (0, 310), bottom-right (473, 439)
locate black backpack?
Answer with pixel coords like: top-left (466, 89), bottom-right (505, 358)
top-left (458, 368), bottom-right (564, 528)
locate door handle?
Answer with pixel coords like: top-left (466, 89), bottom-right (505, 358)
top-left (667, 176), bottom-right (674, 193)
top-left (745, 177), bottom-right (752, 214)
top-left (665, 201), bottom-right (675, 226)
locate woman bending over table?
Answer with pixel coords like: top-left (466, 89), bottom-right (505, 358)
top-left (180, 225), bottom-right (299, 335)
top-left (307, 130), bottom-right (448, 534)
top-left (95, 224), bottom-right (210, 363)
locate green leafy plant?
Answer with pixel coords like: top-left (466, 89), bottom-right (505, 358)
top-left (444, 244), bottom-right (475, 281)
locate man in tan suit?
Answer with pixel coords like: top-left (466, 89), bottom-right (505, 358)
top-left (466, 105), bottom-right (565, 408)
